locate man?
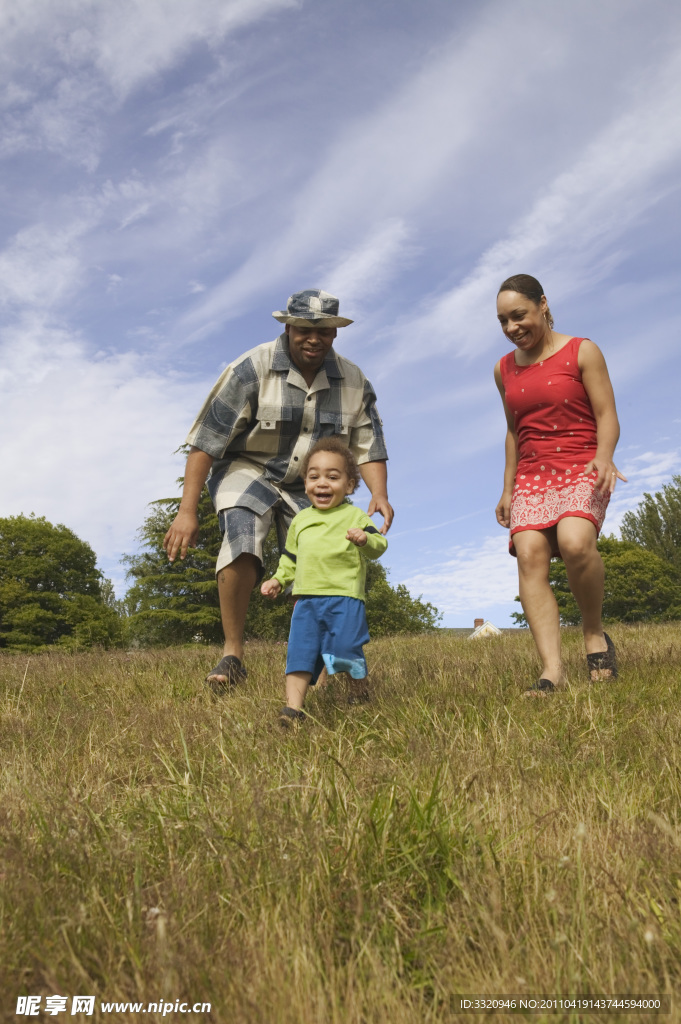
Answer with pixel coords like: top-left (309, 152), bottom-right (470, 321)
top-left (163, 289), bottom-right (393, 691)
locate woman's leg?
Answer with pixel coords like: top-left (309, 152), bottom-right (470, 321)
top-left (513, 528), bottom-right (563, 685)
top-left (555, 517), bottom-right (610, 677)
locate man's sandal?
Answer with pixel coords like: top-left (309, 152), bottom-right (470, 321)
top-left (278, 706), bottom-right (305, 730)
top-left (587, 632), bottom-right (618, 681)
top-left (205, 655), bottom-right (247, 695)
top-left (523, 678), bottom-right (556, 698)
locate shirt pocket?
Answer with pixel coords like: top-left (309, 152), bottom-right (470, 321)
top-left (249, 404), bottom-right (292, 452)
top-left (319, 410), bottom-right (349, 436)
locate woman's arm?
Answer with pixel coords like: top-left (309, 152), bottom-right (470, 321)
top-left (494, 361), bottom-right (518, 528)
top-left (578, 340), bottom-right (627, 494)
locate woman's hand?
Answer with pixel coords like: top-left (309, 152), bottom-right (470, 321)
top-left (260, 578), bottom-right (282, 599)
top-left (585, 456), bottom-right (627, 494)
top-left (495, 490), bottom-right (513, 528)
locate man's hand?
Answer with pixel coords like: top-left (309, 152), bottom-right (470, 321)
top-left (359, 462), bottom-right (393, 535)
top-left (366, 494), bottom-right (393, 535)
top-left (346, 527), bottom-right (367, 547)
top-left (163, 509), bottom-right (200, 562)
top-left (261, 578), bottom-right (282, 599)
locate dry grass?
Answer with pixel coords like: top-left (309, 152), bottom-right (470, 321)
top-left (1, 626), bottom-right (680, 1022)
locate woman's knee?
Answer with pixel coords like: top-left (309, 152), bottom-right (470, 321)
top-left (560, 534), bottom-right (599, 567)
top-left (515, 538), bottom-right (551, 576)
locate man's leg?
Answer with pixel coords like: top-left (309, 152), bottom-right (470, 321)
top-left (217, 552), bottom-right (260, 662)
top-left (207, 506), bottom-right (273, 686)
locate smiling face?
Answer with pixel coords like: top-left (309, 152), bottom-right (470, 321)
top-left (496, 290), bottom-right (550, 354)
top-left (285, 323), bottom-right (337, 382)
top-left (304, 450), bottom-right (355, 510)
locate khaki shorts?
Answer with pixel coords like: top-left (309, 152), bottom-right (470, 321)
top-left (216, 500), bottom-right (304, 580)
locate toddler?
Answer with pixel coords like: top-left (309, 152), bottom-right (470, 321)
top-left (261, 438), bottom-right (388, 727)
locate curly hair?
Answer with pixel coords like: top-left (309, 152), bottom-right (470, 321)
top-left (498, 273), bottom-right (554, 328)
top-left (301, 437), bottom-right (360, 493)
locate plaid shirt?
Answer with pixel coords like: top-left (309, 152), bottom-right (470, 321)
top-left (186, 334), bottom-right (388, 515)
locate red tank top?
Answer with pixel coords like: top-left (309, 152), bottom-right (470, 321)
top-left (500, 337), bottom-right (598, 471)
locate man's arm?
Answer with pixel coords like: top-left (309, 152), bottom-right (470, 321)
top-left (163, 447), bottom-right (214, 561)
top-left (359, 460), bottom-right (393, 534)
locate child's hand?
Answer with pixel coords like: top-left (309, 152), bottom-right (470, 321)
top-left (346, 527), bottom-right (367, 547)
top-left (261, 578), bottom-right (282, 599)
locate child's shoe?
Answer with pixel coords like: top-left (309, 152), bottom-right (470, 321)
top-left (278, 706), bottom-right (305, 730)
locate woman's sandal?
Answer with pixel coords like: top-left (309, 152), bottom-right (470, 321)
top-left (587, 632), bottom-right (618, 681)
top-left (523, 678), bottom-right (556, 698)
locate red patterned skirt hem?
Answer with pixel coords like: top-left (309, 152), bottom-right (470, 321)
top-left (508, 475), bottom-right (610, 558)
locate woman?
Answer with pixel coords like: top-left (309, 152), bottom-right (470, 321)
top-left (494, 274), bottom-right (626, 694)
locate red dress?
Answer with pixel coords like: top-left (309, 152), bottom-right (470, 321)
top-left (500, 336), bottom-right (610, 557)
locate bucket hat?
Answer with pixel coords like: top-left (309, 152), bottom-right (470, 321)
top-left (272, 289), bottom-right (353, 328)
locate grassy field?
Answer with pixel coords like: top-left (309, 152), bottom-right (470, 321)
top-left (1, 626), bottom-right (680, 1023)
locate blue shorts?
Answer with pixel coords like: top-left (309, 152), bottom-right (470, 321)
top-left (286, 596), bottom-right (370, 681)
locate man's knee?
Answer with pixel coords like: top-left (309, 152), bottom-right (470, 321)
top-left (217, 552), bottom-right (260, 587)
top-left (216, 506), bottom-right (273, 579)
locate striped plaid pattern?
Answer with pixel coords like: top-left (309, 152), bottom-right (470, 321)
top-left (186, 334), bottom-right (388, 515)
top-left (216, 502), bottom-right (302, 577)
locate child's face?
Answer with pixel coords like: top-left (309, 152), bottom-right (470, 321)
top-left (304, 451), bottom-right (355, 510)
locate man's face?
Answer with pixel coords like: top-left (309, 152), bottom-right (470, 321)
top-left (285, 324), bottom-right (337, 376)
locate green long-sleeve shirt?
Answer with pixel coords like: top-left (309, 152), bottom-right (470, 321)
top-left (272, 502), bottom-right (388, 601)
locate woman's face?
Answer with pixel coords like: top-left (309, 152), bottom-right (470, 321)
top-left (496, 290), bottom-right (549, 352)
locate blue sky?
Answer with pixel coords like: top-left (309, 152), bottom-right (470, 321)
top-left (1, 0), bottom-right (680, 627)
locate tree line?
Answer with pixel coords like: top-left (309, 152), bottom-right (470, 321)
top-left (3, 475), bottom-right (681, 652)
top-left (0, 487), bottom-right (440, 652)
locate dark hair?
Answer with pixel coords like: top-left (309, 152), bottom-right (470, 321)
top-left (498, 273), bottom-right (554, 328)
top-left (301, 437), bottom-right (360, 493)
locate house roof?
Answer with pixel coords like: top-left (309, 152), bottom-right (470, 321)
top-left (468, 620), bottom-right (502, 639)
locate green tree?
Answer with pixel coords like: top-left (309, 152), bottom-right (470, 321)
top-left (124, 490), bottom-right (440, 645)
top-left (0, 514), bottom-right (122, 651)
top-left (124, 489), bottom-right (293, 646)
top-left (364, 560), bottom-right (441, 636)
top-left (511, 535), bottom-right (681, 626)
top-left (621, 474), bottom-right (681, 568)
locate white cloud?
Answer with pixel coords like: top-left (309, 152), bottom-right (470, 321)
top-left (0, 318), bottom-right (207, 591)
top-left (177, 3), bottom-right (568, 336)
top-left (401, 535), bottom-right (519, 616)
top-left (0, 0), bottom-right (299, 94)
top-left (607, 448), bottom-right (681, 531)
top-left (0, 219), bottom-right (93, 311)
top-left (90, 0), bottom-right (300, 98)
top-left (320, 219), bottom-right (413, 315)
top-left (384, 46), bottom-right (681, 366)
top-left (0, 0), bottom-right (298, 167)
